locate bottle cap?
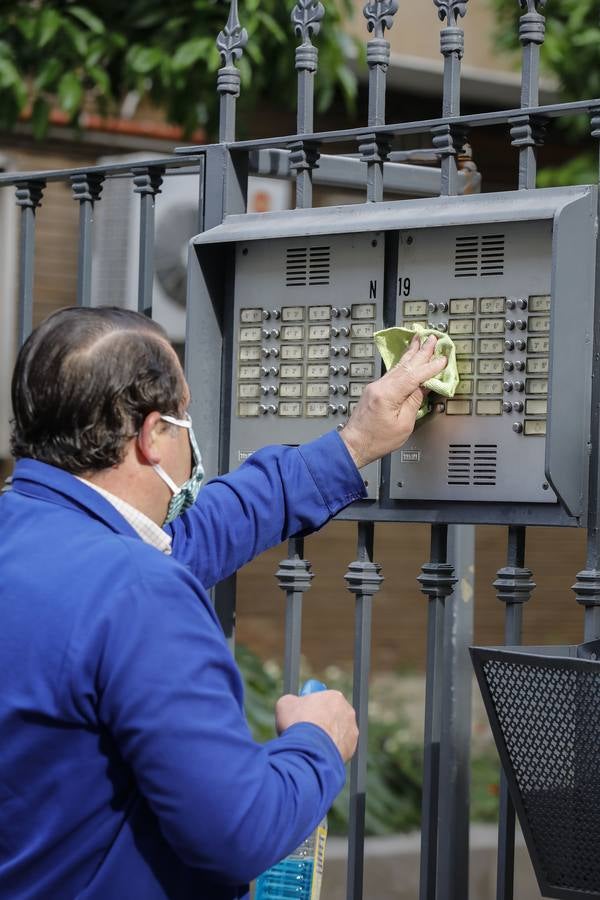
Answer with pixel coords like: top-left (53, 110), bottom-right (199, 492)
top-left (300, 679), bottom-right (327, 696)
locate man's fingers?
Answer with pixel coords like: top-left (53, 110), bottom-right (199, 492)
top-left (388, 336), bottom-right (447, 391)
top-left (397, 332), bottom-right (432, 368)
top-left (412, 334), bottom-right (439, 362)
top-left (397, 332), bottom-right (422, 365)
top-left (418, 353), bottom-right (447, 382)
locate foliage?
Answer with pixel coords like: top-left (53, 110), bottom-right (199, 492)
top-left (490, 0), bottom-right (600, 184)
top-left (237, 644), bottom-right (500, 836)
top-left (0, 0), bottom-right (358, 138)
top-left (491, 0), bottom-right (600, 101)
top-left (536, 153), bottom-right (597, 187)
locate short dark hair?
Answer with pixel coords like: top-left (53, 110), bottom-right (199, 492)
top-left (11, 307), bottom-right (186, 474)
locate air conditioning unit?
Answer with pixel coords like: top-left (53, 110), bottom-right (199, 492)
top-left (0, 159), bottom-right (17, 460)
top-left (92, 153), bottom-right (290, 347)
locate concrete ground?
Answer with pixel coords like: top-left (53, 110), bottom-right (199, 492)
top-left (322, 825), bottom-right (544, 899)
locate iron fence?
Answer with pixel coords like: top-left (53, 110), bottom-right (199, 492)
top-left (1, 1), bottom-right (600, 899)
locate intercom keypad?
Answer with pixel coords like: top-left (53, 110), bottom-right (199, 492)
top-left (230, 233), bottom-right (385, 498)
top-left (402, 293), bottom-right (550, 435)
top-left (234, 301), bottom-right (377, 420)
top-left (390, 220), bottom-right (557, 504)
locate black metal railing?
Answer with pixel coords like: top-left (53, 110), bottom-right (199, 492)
top-left (1, 1), bottom-right (600, 899)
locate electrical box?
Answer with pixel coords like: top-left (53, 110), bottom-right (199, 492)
top-left (188, 185), bottom-right (597, 526)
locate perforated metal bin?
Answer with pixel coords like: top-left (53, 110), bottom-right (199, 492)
top-left (471, 641), bottom-right (600, 900)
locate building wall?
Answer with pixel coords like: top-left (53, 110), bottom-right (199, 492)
top-left (237, 521), bottom-right (586, 673)
top-left (349, 0), bottom-right (514, 74)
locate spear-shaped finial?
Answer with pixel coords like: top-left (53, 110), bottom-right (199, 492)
top-left (292, 0), bottom-right (325, 46)
top-left (433, 0), bottom-right (468, 25)
top-left (216, 0), bottom-right (248, 69)
top-left (363, 0), bottom-right (399, 40)
top-left (216, 0), bottom-right (248, 142)
top-left (519, 0), bottom-right (547, 12)
top-left (289, 0), bottom-right (324, 208)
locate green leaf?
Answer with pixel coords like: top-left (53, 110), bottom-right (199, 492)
top-left (58, 70), bottom-right (83, 117)
top-left (34, 57), bottom-right (63, 91)
top-left (62, 19), bottom-right (88, 57)
top-left (572, 28), bottom-right (600, 47)
top-left (38, 9), bottom-right (62, 48)
top-left (538, 153), bottom-right (597, 188)
top-left (255, 11), bottom-right (286, 44)
top-left (15, 16), bottom-right (36, 42)
top-left (68, 6), bottom-right (106, 35)
top-left (87, 65), bottom-right (111, 95)
top-left (172, 38), bottom-right (211, 72)
top-left (0, 57), bottom-right (19, 88)
top-left (128, 46), bottom-right (164, 75)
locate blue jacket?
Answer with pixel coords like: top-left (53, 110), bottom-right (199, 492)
top-left (0, 431), bottom-right (366, 899)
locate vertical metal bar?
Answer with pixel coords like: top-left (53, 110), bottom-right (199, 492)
top-left (277, 537), bottom-right (314, 695)
top-left (345, 521), bottom-right (383, 900)
top-left (71, 174), bottom-right (104, 308)
top-left (417, 524), bottom-right (457, 900)
top-left (276, 2), bottom-right (324, 695)
top-left (433, 1), bottom-right (468, 196)
top-left (360, 2), bottom-right (398, 203)
top-left (216, 0), bottom-right (248, 144)
top-left (191, 153), bottom-right (248, 642)
top-left (290, 0), bottom-right (324, 209)
top-left (573, 109), bottom-right (600, 640)
top-left (493, 526), bottom-right (536, 900)
top-left (133, 167), bottom-right (164, 319)
top-left (510, 0), bottom-right (547, 190)
top-left (431, 7), bottom-right (472, 890)
top-left (196, 155), bottom-right (206, 234)
top-left (436, 524), bottom-right (475, 900)
top-left (15, 180), bottom-right (45, 346)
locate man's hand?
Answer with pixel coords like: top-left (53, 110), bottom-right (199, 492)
top-left (340, 333), bottom-right (447, 469)
top-left (275, 690), bottom-right (359, 763)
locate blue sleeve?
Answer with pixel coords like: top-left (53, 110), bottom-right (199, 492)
top-left (72, 564), bottom-right (346, 884)
top-left (168, 430), bottom-right (366, 588)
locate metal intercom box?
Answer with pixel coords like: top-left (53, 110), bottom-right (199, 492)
top-left (188, 185), bottom-right (597, 526)
top-left (228, 232), bottom-right (384, 498)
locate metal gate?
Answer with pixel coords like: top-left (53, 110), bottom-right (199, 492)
top-left (1, 1), bottom-right (600, 899)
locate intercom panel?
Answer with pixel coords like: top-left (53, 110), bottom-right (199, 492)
top-left (189, 185), bottom-right (597, 523)
top-left (389, 200), bottom-right (596, 518)
top-left (229, 232), bottom-right (384, 498)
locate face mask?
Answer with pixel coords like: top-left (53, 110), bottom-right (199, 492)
top-left (153, 413), bottom-right (205, 525)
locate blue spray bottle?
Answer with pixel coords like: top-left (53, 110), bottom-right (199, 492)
top-left (254, 678), bottom-right (329, 900)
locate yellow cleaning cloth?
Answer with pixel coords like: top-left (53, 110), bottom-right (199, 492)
top-left (374, 324), bottom-right (460, 420)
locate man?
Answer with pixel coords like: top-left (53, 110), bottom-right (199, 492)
top-left (0, 307), bottom-right (446, 899)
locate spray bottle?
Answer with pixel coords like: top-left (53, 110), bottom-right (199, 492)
top-left (254, 678), bottom-right (329, 900)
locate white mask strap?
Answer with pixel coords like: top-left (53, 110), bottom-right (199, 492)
top-left (160, 413), bottom-right (192, 429)
top-left (153, 463), bottom-right (181, 496)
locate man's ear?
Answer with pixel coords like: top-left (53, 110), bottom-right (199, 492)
top-left (137, 412), bottom-right (165, 466)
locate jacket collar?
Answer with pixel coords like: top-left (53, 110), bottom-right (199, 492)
top-left (10, 458), bottom-right (142, 541)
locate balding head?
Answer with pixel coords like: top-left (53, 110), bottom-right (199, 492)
top-left (11, 307), bottom-right (186, 475)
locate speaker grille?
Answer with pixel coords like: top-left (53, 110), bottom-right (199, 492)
top-left (448, 443), bottom-right (498, 486)
top-left (454, 234), bottom-right (505, 278)
top-left (286, 246), bottom-right (331, 287)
